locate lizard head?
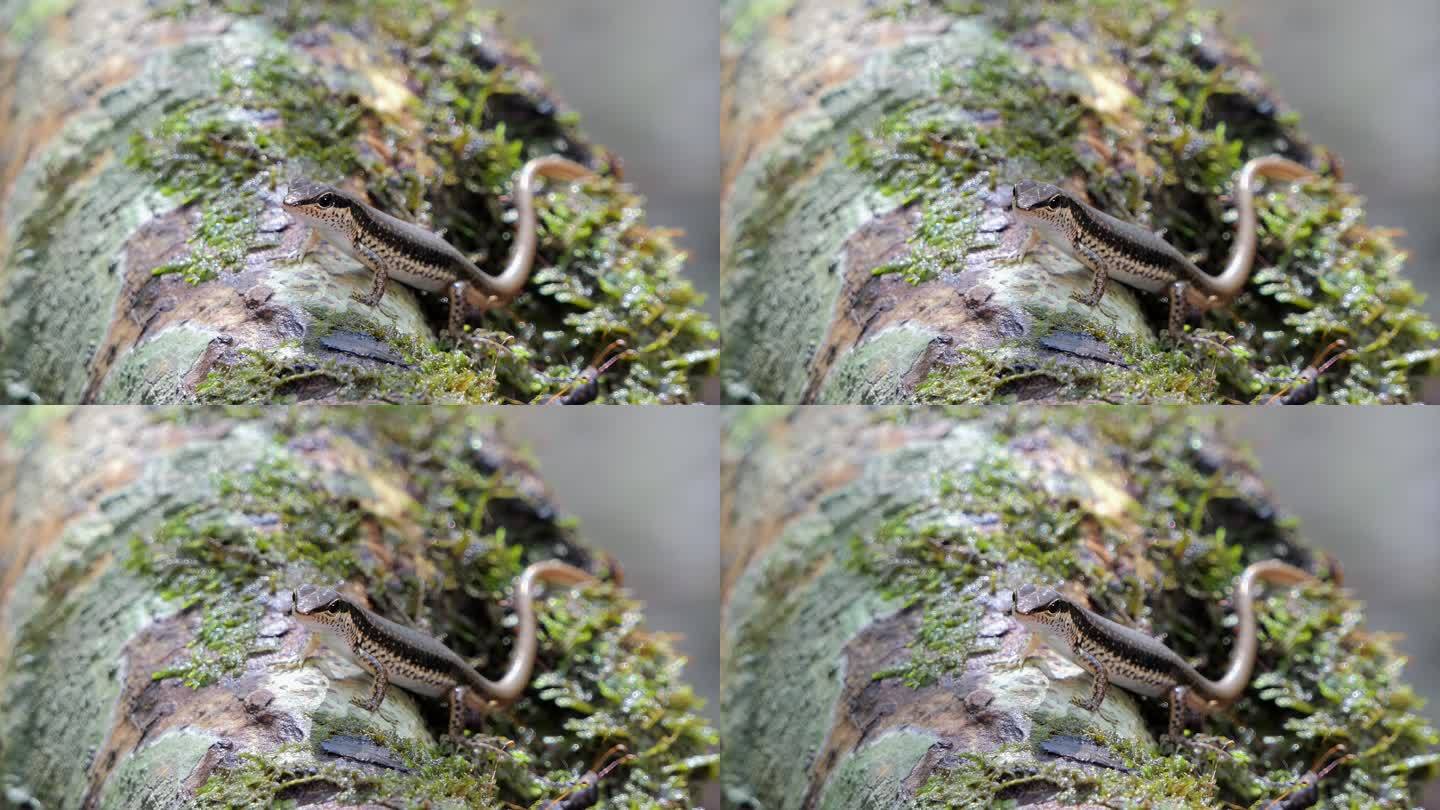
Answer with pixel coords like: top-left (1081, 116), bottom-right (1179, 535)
top-left (1011, 181), bottom-right (1080, 250)
top-left (1012, 583), bottom-right (1065, 617)
top-left (1011, 584), bottom-right (1082, 651)
top-left (292, 584), bottom-right (347, 623)
top-left (1011, 180), bottom-right (1071, 213)
top-left (282, 181), bottom-right (362, 238)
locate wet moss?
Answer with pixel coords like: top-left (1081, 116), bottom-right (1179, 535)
top-left (847, 0), bottom-right (1438, 402)
top-left (848, 409), bottom-right (1438, 806)
top-left (916, 317), bottom-right (1220, 403)
top-left (193, 333), bottom-right (501, 404)
top-left (913, 740), bottom-right (1216, 809)
top-left (122, 410), bottom-right (716, 806)
top-left (847, 50), bottom-right (1079, 286)
top-left (126, 51), bottom-right (363, 285)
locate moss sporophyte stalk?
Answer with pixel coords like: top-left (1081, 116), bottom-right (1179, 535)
top-left (118, 410), bottom-right (716, 807)
top-left (840, 2), bottom-right (1439, 403)
top-left (120, 1), bottom-right (717, 403)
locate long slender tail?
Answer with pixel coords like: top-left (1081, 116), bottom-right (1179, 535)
top-left (469, 156), bottom-right (598, 301)
top-left (471, 559), bottom-right (606, 704)
top-left (1203, 156), bottom-right (1317, 299)
top-left (1200, 559), bottom-right (1329, 704)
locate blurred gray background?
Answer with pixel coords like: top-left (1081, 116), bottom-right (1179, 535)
top-left (487, 1), bottom-right (720, 319)
top-left (1227, 408), bottom-right (1440, 802)
top-left (1198, 0), bottom-right (1440, 326)
top-left (501, 407), bottom-right (720, 728)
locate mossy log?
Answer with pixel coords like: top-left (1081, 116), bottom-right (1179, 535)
top-left (720, 0), bottom-right (1440, 404)
top-left (720, 407), bottom-right (1437, 808)
top-left (0, 408), bottom-right (716, 808)
top-left (0, 0), bottom-right (718, 404)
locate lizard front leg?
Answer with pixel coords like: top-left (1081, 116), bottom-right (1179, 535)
top-left (286, 228), bottom-right (321, 264)
top-left (274, 632), bottom-right (322, 671)
top-left (350, 648), bottom-right (390, 712)
top-left (1070, 647), bottom-right (1109, 712)
top-left (1070, 242), bottom-right (1110, 307)
top-left (351, 242), bottom-right (390, 307)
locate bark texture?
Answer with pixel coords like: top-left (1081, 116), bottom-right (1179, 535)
top-left (720, 407), bottom-right (1437, 808)
top-left (0, 408), bottom-right (715, 808)
top-left (0, 0), bottom-right (717, 404)
top-left (720, 0), bottom-right (1439, 404)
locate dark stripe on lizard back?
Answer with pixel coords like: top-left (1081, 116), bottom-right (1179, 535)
top-left (334, 599), bottom-right (467, 680)
top-left (1058, 196), bottom-right (1181, 275)
top-left (1056, 599), bottom-right (1190, 683)
top-left (350, 204), bottom-right (461, 272)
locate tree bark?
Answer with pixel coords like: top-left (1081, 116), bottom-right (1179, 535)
top-left (0, 408), bottom-right (716, 808)
top-left (720, 407), bottom-right (1437, 808)
top-left (0, 0), bottom-right (718, 404)
top-left (720, 0), bottom-right (1439, 404)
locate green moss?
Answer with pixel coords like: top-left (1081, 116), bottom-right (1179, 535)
top-left (847, 448), bottom-right (1085, 686)
top-left (727, 0), bottom-right (798, 45)
top-left (849, 409), bottom-right (1438, 806)
top-left (2, 0), bottom-right (77, 42)
top-left (194, 739), bottom-right (504, 808)
top-left (914, 742), bottom-right (1216, 809)
top-left (848, 0), bottom-right (1439, 402)
top-left (847, 50), bottom-right (1079, 285)
top-left (122, 410), bottom-right (716, 806)
top-left (126, 51), bottom-right (363, 284)
top-left (194, 331), bottom-right (501, 404)
top-left (915, 318), bottom-right (1220, 403)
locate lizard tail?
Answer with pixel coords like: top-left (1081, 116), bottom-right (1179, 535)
top-left (1202, 559), bottom-right (1326, 704)
top-left (469, 559), bottom-right (606, 704)
top-left (1204, 155), bottom-right (1317, 299)
top-left (468, 155), bottom-right (598, 303)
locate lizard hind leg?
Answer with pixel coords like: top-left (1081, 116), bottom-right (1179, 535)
top-left (446, 281), bottom-right (507, 343)
top-left (1165, 685), bottom-right (1193, 742)
top-left (446, 686), bottom-right (468, 741)
top-left (1166, 281), bottom-right (1191, 339)
top-left (447, 281), bottom-right (469, 342)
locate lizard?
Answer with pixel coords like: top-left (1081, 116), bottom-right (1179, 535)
top-left (288, 559), bottom-right (611, 741)
top-left (1010, 558), bottom-right (1335, 740)
top-left (1010, 156), bottom-right (1318, 338)
top-left (282, 155), bottom-right (598, 341)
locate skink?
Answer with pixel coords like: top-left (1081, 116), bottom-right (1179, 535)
top-left (283, 156), bottom-right (597, 341)
top-left (1011, 559), bottom-right (1330, 739)
top-left (1011, 156), bottom-right (1316, 338)
top-left (289, 560), bottom-right (606, 740)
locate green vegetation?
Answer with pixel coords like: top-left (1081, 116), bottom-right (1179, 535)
top-left (123, 410), bottom-right (716, 807)
top-left (127, 52), bottom-right (364, 285)
top-left (848, 0), bottom-right (1438, 402)
top-left (914, 317), bottom-right (1221, 403)
top-left (847, 409), bottom-right (1437, 806)
top-left (122, 0), bottom-right (717, 402)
